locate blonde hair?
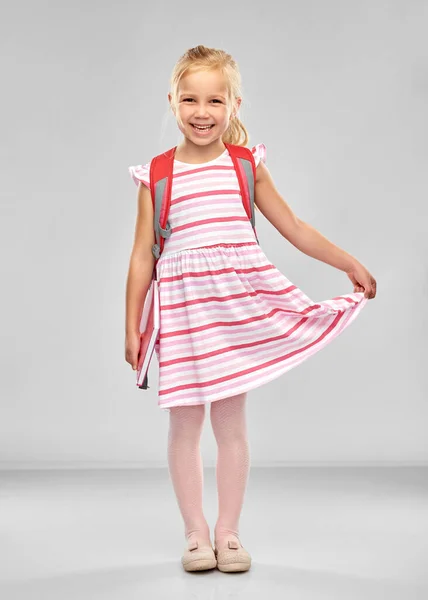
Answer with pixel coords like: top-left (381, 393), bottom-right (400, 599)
top-left (169, 45), bottom-right (249, 147)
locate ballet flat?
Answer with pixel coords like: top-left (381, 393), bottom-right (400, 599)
top-left (181, 539), bottom-right (217, 572)
top-left (214, 539), bottom-right (252, 572)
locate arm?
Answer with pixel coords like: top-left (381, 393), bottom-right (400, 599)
top-left (254, 162), bottom-right (357, 272)
top-left (125, 182), bottom-right (156, 336)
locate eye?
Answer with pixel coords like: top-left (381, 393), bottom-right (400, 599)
top-left (181, 98), bottom-right (222, 103)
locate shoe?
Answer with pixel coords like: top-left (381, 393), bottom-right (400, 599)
top-left (181, 539), bottom-right (217, 572)
top-left (214, 539), bottom-right (252, 572)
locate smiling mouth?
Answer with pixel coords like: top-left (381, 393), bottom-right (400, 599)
top-left (191, 124), bottom-right (215, 130)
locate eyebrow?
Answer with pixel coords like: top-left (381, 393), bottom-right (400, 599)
top-left (179, 93), bottom-right (227, 100)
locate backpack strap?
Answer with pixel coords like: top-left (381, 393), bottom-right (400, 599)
top-left (149, 144), bottom-right (259, 266)
top-left (149, 147), bottom-right (176, 262)
top-left (224, 143), bottom-right (259, 244)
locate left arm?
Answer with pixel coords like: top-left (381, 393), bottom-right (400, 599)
top-left (254, 161), bottom-right (356, 272)
top-left (254, 162), bottom-right (377, 298)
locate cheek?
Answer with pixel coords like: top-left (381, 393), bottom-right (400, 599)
top-left (176, 109), bottom-right (188, 125)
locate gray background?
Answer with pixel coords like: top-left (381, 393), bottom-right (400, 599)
top-left (2, 0), bottom-right (427, 468)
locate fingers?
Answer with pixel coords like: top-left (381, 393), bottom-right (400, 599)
top-left (125, 350), bottom-right (138, 370)
top-left (125, 331), bottom-right (141, 371)
top-left (364, 280), bottom-right (377, 299)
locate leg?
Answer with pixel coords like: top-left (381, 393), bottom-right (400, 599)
top-left (210, 392), bottom-right (250, 550)
top-left (167, 403), bottom-right (211, 547)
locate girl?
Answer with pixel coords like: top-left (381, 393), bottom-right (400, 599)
top-left (125, 45), bottom-right (376, 573)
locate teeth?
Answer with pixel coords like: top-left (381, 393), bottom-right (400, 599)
top-left (192, 124), bottom-right (213, 130)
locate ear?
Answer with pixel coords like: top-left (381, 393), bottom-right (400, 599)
top-left (168, 93), bottom-right (175, 114)
top-left (232, 97), bottom-right (242, 117)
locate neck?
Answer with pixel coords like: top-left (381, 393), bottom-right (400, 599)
top-left (175, 140), bottom-right (227, 162)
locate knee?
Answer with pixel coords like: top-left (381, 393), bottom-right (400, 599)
top-left (212, 425), bottom-right (249, 446)
top-left (210, 396), bottom-right (248, 445)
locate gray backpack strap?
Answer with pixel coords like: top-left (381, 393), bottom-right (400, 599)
top-left (238, 157), bottom-right (259, 244)
top-left (152, 177), bottom-right (172, 260)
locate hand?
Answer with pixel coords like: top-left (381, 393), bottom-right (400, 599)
top-left (125, 330), bottom-right (141, 370)
top-left (346, 262), bottom-right (377, 299)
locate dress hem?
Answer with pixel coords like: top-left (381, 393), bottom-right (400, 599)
top-left (157, 294), bottom-right (368, 413)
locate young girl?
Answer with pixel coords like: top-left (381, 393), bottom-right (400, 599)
top-left (125, 45), bottom-right (377, 573)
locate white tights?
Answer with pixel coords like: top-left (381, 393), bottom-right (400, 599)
top-left (167, 392), bottom-right (250, 549)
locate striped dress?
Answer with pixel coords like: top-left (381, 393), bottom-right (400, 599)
top-left (129, 144), bottom-right (368, 413)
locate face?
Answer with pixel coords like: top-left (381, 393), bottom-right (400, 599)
top-left (168, 70), bottom-right (241, 147)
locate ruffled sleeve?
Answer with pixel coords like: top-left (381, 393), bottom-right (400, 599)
top-left (128, 161), bottom-right (151, 189)
top-left (251, 143), bottom-right (267, 168)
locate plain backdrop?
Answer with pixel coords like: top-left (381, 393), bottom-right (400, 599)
top-left (2, 0), bottom-right (427, 468)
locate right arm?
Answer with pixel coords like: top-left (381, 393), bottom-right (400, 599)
top-left (125, 182), bottom-right (156, 369)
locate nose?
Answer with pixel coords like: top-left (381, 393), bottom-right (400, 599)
top-left (193, 103), bottom-right (210, 118)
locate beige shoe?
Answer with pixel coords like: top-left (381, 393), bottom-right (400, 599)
top-left (214, 539), bottom-right (252, 572)
top-left (181, 539), bottom-right (217, 572)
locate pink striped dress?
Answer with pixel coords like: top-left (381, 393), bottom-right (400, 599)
top-left (129, 144), bottom-right (368, 413)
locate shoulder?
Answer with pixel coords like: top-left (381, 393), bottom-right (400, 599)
top-left (250, 143), bottom-right (267, 168)
top-left (227, 143), bottom-right (267, 167)
top-left (128, 147), bottom-right (178, 188)
top-left (242, 143), bottom-right (267, 184)
top-left (128, 159), bottom-right (152, 189)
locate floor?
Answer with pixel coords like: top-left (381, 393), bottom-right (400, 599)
top-left (0, 467), bottom-right (427, 599)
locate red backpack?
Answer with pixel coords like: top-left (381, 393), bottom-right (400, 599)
top-left (148, 143), bottom-right (259, 266)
